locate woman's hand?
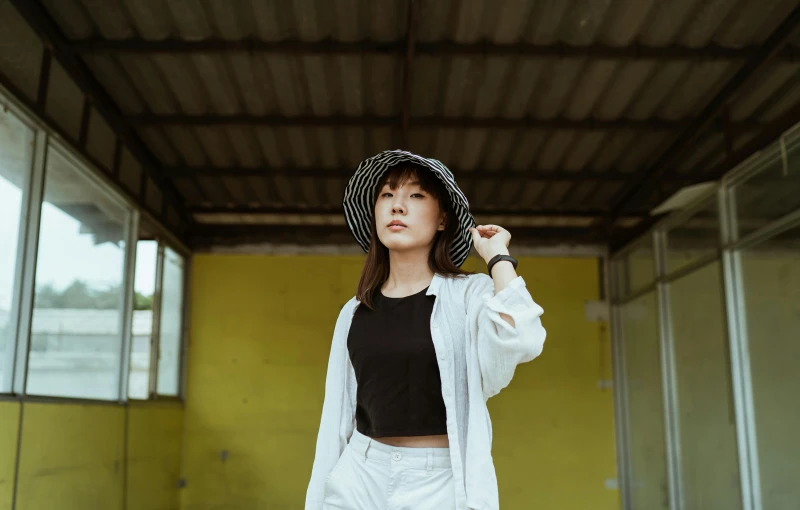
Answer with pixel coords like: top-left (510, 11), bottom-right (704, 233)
top-left (469, 224), bottom-right (511, 263)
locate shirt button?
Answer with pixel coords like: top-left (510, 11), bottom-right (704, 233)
top-left (444, 387), bottom-right (451, 396)
top-left (431, 321), bottom-right (438, 329)
top-left (438, 351), bottom-right (446, 360)
top-left (392, 452), bottom-right (402, 461)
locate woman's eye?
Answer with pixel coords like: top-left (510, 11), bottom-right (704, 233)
top-left (380, 192), bottom-right (423, 198)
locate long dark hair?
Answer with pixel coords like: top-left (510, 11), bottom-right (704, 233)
top-left (355, 163), bottom-right (473, 308)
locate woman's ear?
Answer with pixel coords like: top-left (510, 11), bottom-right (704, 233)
top-left (438, 212), bottom-right (446, 231)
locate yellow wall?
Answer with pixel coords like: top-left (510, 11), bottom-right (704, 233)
top-left (0, 401), bottom-right (20, 510)
top-left (0, 400), bottom-right (182, 510)
top-left (15, 403), bottom-right (125, 510)
top-left (460, 256), bottom-right (619, 510)
top-left (183, 254), bottom-right (618, 509)
top-left (127, 403), bottom-right (184, 510)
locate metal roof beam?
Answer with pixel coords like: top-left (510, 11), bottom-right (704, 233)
top-left (70, 39), bottom-right (800, 62)
top-left (188, 205), bottom-right (643, 218)
top-left (163, 166), bottom-right (695, 184)
top-left (126, 113), bottom-right (760, 132)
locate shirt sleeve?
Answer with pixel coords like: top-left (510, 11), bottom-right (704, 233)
top-left (305, 301), bottom-right (357, 509)
top-left (465, 273), bottom-right (547, 401)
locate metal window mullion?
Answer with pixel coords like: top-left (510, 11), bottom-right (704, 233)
top-left (179, 254), bottom-right (192, 402)
top-left (11, 130), bottom-right (48, 396)
top-left (118, 210), bottom-right (139, 402)
top-left (606, 255), bottom-right (632, 510)
top-left (615, 282), bottom-right (658, 305)
top-left (149, 243), bottom-right (165, 398)
top-left (654, 230), bottom-right (684, 510)
top-left (611, 299), bottom-right (633, 510)
top-left (719, 185), bottom-right (760, 510)
top-left (661, 251), bottom-right (721, 283)
top-left (2, 120), bottom-right (37, 394)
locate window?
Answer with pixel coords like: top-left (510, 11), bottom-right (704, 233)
top-left (128, 239), bottom-right (157, 400)
top-left (668, 262), bottom-right (742, 509)
top-left (739, 225), bottom-right (800, 510)
top-left (0, 108), bottom-right (34, 393)
top-left (128, 230), bottom-right (186, 400)
top-left (732, 143), bottom-right (800, 241)
top-left (620, 292), bottom-right (669, 510)
top-left (616, 243), bottom-right (656, 298)
top-left (664, 198), bottom-right (720, 274)
top-left (26, 146), bottom-right (131, 400)
top-left (156, 247), bottom-right (184, 397)
top-left (0, 90), bottom-right (187, 402)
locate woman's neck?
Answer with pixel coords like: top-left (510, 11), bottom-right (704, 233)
top-left (383, 250), bottom-right (435, 296)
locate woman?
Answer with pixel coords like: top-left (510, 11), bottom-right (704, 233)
top-left (306, 150), bottom-right (547, 510)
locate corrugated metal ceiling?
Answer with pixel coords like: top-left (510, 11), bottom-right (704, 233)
top-left (30, 0), bottom-right (800, 245)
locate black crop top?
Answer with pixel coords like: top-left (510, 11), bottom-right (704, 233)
top-left (346, 285), bottom-right (448, 438)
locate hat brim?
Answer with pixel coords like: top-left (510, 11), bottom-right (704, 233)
top-left (343, 150), bottom-right (476, 267)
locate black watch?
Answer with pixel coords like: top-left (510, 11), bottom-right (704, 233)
top-left (487, 254), bottom-right (518, 277)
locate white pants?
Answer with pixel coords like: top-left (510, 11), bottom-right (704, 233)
top-left (322, 428), bottom-right (457, 510)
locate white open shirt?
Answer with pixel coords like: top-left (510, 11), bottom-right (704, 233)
top-left (305, 272), bottom-right (547, 510)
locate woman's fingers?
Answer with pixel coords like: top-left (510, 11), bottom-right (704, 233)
top-left (475, 224), bottom-right (504, 232)
top-left (474, 229), bottom-right (497, 238)
top-left (475, 225), bottom-right (501, 236)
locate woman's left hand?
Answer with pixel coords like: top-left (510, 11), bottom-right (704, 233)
top-left (469, 224), bottom-right (512, 262)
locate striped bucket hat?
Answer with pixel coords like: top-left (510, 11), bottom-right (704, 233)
top-left (342, 149), bottom-right (476, 267)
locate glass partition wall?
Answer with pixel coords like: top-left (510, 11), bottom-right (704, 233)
top-left (612, 124), bottom-right (800, 510)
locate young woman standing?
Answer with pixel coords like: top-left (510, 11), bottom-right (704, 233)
top-left (306, 150), bottom-right (547, 510)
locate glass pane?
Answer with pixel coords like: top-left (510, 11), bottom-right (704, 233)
top-left (621, 292), bottom-right (669, 510)
top-left (27, 147), bottom-right (129, 400)
top-left (156, 247), bottom-right (184, 396)
top-left (0, 109), bottom-right (34, 392)
top-left (740, 224), bottom-right (800, 510)
top-left (128, 240), bottom-right (157, 400)
top-left (617, 242), bottom-right (655, 297)
top-left (669, 262), bottom-right (742, 509)
top-left (665, 198), bottom-right (720, 274)
top-left (733, 142), bottom-right (799, 240)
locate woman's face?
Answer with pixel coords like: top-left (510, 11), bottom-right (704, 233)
top-left (374, 176), bottom-right (446, 255)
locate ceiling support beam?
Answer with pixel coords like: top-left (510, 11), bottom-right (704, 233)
top-left (188, 204), bottom-right (646, 219)
top-left (164, 165), bottom-right (697, 184)
top-left (70, 39), bottom-right (800, 62)
top-left (125, 113), bottom-right (760, 132)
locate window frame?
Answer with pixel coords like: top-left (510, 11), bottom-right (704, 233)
top-left (0, 84), bottom-right (190, 404)
top-left (128, 238), bottom-right (190, 402)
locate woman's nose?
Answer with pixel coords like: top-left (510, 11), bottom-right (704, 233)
top-left (392, 202), bottom-right (406, 214)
